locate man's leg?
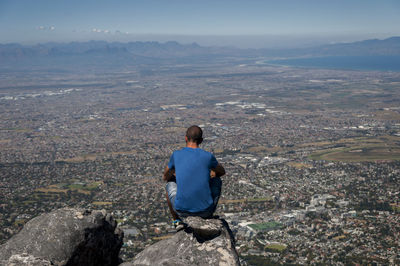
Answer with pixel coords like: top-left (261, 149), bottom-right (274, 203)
top-left (209, 177), bottom-right (222, 213)
top-left (165, 181), bottom-right (180, 220)
top-left (166, 192), bottom-right (180, 220)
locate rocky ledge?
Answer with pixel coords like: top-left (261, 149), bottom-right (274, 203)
top-left (0, 208), bottom-right (123, 266)
top-left (122, 216), bottom-right (240, 266)
top-left (0, 209), bottom-right (239, 266)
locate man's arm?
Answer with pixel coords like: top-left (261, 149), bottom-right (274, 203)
top-left (210, 163), bottom-right (225, 178)
top-left (162, 166), bottom-right (175, 181)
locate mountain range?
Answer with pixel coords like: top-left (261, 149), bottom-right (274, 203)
top-left (1, 37), bottom-right (399, 71)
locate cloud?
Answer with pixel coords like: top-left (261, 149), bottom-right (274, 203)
top-left (91, 28), bottom-right (129, 35)
top-left (115, 30), bottom-right (130, 35)
top-left (37, 26), bottom-right (55, 31)
top-left (92, 28), bottom-right (111, 34)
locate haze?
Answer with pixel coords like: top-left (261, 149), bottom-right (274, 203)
top-left (1, 0), bottom-right (400, 48)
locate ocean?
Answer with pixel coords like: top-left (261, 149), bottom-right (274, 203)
top-left (267, 55), bottom-right (400, 72)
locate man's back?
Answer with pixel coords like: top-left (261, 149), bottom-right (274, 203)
top-left (164, 125), bottom-right (225, 222)
top-left (168, 147), bottom-right (218, 212)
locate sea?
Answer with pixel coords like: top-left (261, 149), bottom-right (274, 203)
top-left (266, 55), bottom-right (400, 72)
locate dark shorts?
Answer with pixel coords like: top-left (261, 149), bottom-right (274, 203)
top-left (166, 177), bottom-right (222, 219)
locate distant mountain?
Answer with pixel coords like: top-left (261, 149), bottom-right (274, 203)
top-left (0, 40), bottom-right (238, 71)
top-left (255, 36), bottom-right (400, 58)
top-left (303, 36), bottom-right (400, 57)
top-left (0, 40), bottom-right (228, 59)
top-left (1, 37), bottom-right (399, 71)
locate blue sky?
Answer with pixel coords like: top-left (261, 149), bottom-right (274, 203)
top-left (1, 0), bottom-right (399, 47)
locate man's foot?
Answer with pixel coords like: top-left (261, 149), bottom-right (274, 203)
top-left (172, 219), bottom-right (185, 231)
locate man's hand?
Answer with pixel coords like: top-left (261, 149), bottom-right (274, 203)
top-left (163, 166), bottom-right (175, 182)
top-left (210, 164), bottom-right (225, 178)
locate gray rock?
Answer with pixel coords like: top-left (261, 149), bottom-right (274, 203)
top-left (5, 253), bottom-right (52, 266)
top-left (123, 217), bottom-right (240, 266)
top-left (0, 208), bottom-right (123, 266)
top-left (185, 216), bottom-right (223, 240)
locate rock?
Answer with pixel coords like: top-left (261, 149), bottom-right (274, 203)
top-left (0, 208), bottom-right (123, 266)
top-left (123, 217), bottom-right (240, 266)
top-left (6, 253), bottom-right (52, 266)
top-left (185, 216), bottom-right (223, 240)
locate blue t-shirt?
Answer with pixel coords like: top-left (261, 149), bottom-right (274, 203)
top-left (168, 147), bottom-right (218, 212)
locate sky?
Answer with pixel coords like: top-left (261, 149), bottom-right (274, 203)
top-left (1, 0), bottom-right (400, 48)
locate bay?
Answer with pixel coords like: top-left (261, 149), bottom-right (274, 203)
top-left (267, 55), bottom-right (400, 72)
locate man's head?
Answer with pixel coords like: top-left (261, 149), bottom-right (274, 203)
top-left (185, 125), bottom-right (203, 145)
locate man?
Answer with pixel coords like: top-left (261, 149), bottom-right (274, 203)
top-left (163, 125), bottom-right (225, 225)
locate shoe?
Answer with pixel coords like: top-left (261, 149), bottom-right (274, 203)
top-left (172, 219), bottom-right (185, 231)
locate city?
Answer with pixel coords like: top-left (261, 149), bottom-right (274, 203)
top-left (1, 62), bottom-right (399, 265)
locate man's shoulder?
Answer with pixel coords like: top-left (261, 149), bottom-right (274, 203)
top-left (174, 148), bottom-right (214, 157)
top-left (199, 148), bottom-right (215, 157)
top-left (195, 148), bottom-right (217, 161)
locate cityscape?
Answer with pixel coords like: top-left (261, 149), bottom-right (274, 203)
top-left (1, 59), bottom-right (400, 265)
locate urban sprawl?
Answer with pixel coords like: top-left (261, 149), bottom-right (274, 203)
top-left (1, 64), bottom-right (399, 265)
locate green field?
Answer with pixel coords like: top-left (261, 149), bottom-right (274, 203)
top-left (248, 221), bottom-right (282, 231)
top-left (242, 255), bottom-right (280, 266)
top-left (391, 204), bottom-right (400, 212)
top-left (310, 146), bottom-right (400, 162)
top-left (309, 136), bottom-right (400, 162)
top-left (265, 243), bottom-right (287, 253)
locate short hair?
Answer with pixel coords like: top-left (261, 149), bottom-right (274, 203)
top-left (186, 125), bottom-right (203, 144)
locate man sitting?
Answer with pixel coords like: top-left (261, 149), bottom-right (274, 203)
top-left (163, 125), bottom-right (225, 227)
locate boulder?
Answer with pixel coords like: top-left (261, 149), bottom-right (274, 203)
top-left (6, 253), bottom-right (52, 266)
top-left (122, 216), bottom-right (240, 266)
top-left (0, 208), bottom-right (123, 266)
